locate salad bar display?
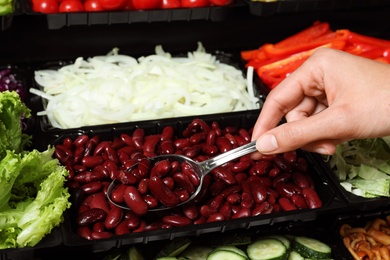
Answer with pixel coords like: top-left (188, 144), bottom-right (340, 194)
top-left (2, 1), bottom-right (390, 259)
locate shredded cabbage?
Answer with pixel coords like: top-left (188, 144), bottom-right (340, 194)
top-left (31, 43), bottom-right (260, 129)
top-left (329, 137), bottom-right (390, 198)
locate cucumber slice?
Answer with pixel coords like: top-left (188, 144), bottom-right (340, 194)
top-left (216, 235), bottom-right (252, 246)
top-left (156, 257), bottom-right (177, 260)
top-left (288, 251), bottom-right (304, 260)
top-left (212, 245), bottom-right (247, 257)
top-left (179, 245), bottom-right (213, 260)
top-left (207, 250), bottom-right (248, 260)
top-left (155, 238), bottom-right (192, 259)
top-left (264, 235), bottom-right (291, 249)
top-left (292, 237), bottom-right (332, 259)
top-left (247, 238), bottom-right (287, 260)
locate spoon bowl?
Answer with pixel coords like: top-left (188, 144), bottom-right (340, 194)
top-left (107, 140), bottom-right (258, 212)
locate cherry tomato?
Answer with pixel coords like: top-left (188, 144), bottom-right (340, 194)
top-left (180, 0), bottom-right (208, 7)
top-left (97, 0), bottom-right (127, 10)
top-left (84, 0), bottom-right (104, 11)
top-left (59, 0), bottom-right (84, 12)
top-left (32, 0), bottom-right (59, 13)
top-left (208, 0), bottom-right (231, 6)
top-left (161, 0), bottom-right (180, 8)
top-left (132, 0), bottom-right (161, 10)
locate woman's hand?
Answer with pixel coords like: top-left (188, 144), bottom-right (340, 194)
top-left (251, 48), bottom-right (390, 158)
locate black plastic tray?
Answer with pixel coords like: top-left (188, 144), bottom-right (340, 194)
top-left (22, 0), bottom-right (243, 30)
top-left (47, 110), bottom-right (347, 252)
top-left (246, 0), bottom-right (390, 17)
top-left (29, 49), bottom-right (264, 139)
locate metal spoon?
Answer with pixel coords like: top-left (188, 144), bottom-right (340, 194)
top-left (107, 140), bottom-right (258, 212)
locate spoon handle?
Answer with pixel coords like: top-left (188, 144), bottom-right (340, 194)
top-left (203, 140), bottom-right (258, 172)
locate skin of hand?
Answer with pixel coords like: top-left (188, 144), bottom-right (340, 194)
top-left (251, 47), bottom-right (390, 159)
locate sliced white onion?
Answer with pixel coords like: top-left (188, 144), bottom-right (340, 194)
top-left (30, 42), bottom-right (260, 129)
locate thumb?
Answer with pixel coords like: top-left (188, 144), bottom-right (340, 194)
top-left (255, 116), bottom-right (337, 155)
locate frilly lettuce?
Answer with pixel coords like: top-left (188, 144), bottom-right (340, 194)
top-left (0, 91), bottom-right (71, 249)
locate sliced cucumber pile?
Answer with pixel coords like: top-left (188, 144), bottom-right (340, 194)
top-left (291, 236), bottom-right (332, 259)
top-left (247, 238), bottom-right (287, 260)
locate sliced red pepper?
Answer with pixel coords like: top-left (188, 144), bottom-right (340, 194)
top-left (241, 49), bottom-right (262, 61)
top-left (262, 29), bottom-right (350, 59)
top-left (274, 21), bottom-right (331, 49)
top-left (348, 32), bottom-right (390, 49)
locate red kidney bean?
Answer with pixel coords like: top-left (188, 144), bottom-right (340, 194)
top-left (290, 194), bottom-right (308, 209)
top-left (54, 146), bottom-right (72, 165)
top-left (173, 138), bottom-right (190, 150)
top-left (275, 182), bottom-right (295, 198)
top-left (173, 172), bottom-right (195, 194)
top-left (125, 211), bottom-right (140, 229)
top-left (93, 222), bottom-right (105, 233)
top-left (226, 193), bottom-right (241, 204)
top-left (272, 172), bottom-right (291, 187)
top-left (132, 128), bottom-right (144, 150)
top-left (162, 176), bottom-right (174, 190)
top-left (182, 145), bottom-right (201, 158)
top-left (283, 150), bottom-right (297, 163)
top-left (174, 188), bottom-right (189, 202)
top-left (143, 134), bottom-right (160, 155)
top-left (201, 144), bottom-right (218, 156)
top-left (241, 192), bottom-right (254, 209)
top-left (216, 137), bottom-right (233, 153)
top-left (84, 136), bottom-right (100, 157)
top-left (182, 203), bottom-right (199, 220)
top-left (77, 208), bottom-right (107, 226)
top-left (115, 219), bottom-right (130, 236)
top-left (219, 202), bottom-right (232, 220)
top-left (193, 216), bottom-right (207, 225)
top-left (150, 159), bottom-right (172, 178)
top-left (234, 135), bottom-right (246, 146)
top-left (63, 137), bottom-right (73, 149)
top-left (220, 185), bottom-right (242, 198)
top-left (112, 137), bottom-right (126, 150)
top-left (78, 204), bottom-right (90, 214)
top-left (200, 205), bottom-right (218, 218)
top-left (189, 132), bottom-right (206, 145)
top-left (225, 126), bottom-right (237, 134)
top-left (207, 213), bottom-right (225, 223)
top-left (138, 178), bottom-right (149, 194)
top-left (104, 145), bottom-right (119, 164)
top-left (77, 226), bottom-right (93, 240)
top-left (73, 164), bottom-right (87, 173)
top-left (249, 181), bottom-right (267, 204)
top-left (93, 141), bottom-right (110, 156)
top-left (104, 205), bottom-right (123, 230)
top-left (116, 169), bottom-right (138, 185)
top-left (209, 194), bottom-right (224, 210)
top-left (224, 133), bottom-right (237, 146)
top-left (279, 197), bottom-right (297, 211)
top-left (118, 151), bottom-right (131, 166)
top-left (231, 160), bottom-right (251, 173)
top-left (149, 176), bottom-right (179, 207)
top-left (209, 181), bottom-right (225, 197)
top-left (91, 231), bottom-right (113, 240)
top-left (82, 155), bottom-right (104, 168)
top-left (212, 168), bottom-right (236, 186)
top-left (144, 222), bottom-right (164, 231)
top-left (292, 172), bottom-right (310, 189)
top-left (161, 140), bottom-right (175, 154)
top-left (251, 160), bottom-right (272, 176)
top-left (74, 135), bottom-right (89, 147)
top-left (89, 192), bottom-right (110, 213)
top-left (102, 160), bottom-right (118, 180)
top-left (238, 128), bottom-right (251, 142)
top-left (74, 171), bottom-right (106, 183)
top-left (120, 133), bottom-right (133, 146)
top-left (274, 155), bottom-right (292, 172)
top-left (162, 215), bottom-right (192, 227)
top-left (160, 125), bottom-right (174, 141)
top-left (110, 183), bottom-right (126, 204)
top-left (232, 208), bottom-right (251, 219)
top-left (132, 220), bottom-right (146, 233)
top-left (252, 201), bottom-right (272, 216)
top-left (123, 186), bottom-right (148, 216)
top-left (143, 194), bottom-right (159, 209)
top-left (206, 130), bottom-right (217, 145)
top-left (294, 157), bottom-right (308, 173)
top-left (302, 188), bottom-right (322, 209)
top-left (81, 181), bottom-right (103, 195)
top-left (181, 162), bottom-right (200, 186)
top-left (268, 167), bottom-right (280, 178)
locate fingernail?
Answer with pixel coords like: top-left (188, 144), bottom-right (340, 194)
top-left (256, 134), bottom-right (278, 153)
top-left (313, 147), bottom-right (330, 155)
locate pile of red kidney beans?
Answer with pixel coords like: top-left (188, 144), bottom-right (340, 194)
top-left (54, 118), bottom-right (322, 240)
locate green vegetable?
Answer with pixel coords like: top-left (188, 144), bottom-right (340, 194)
top-left (0, 0), bottom-right (13, 15)
top-left (246, 238), bottom-right (287, 260)
top-left (292, 237), bottom-right (331, 259)
top-left (178, 245), bottom-right (213, 260)
top-left (155, 238), bottom-right (192, 259)
top-left (0, 91), bottom-right (71, 249)
top-left (207, 250), bottom-right (247, 260)
top-left (329, 137), bottom-right (390, 197)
